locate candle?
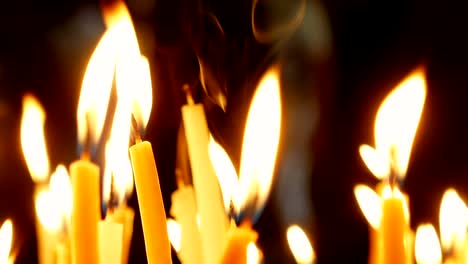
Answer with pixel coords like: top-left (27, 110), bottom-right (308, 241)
top-left (286, 225), bottom-right (316, 264)
top-left (0, 219), bottom-right (13, 264)
top-left (357, 68), bottom-right (427, 264)
top-left (170, 186), bottom-right (203, 264)
top-left (221, 222), bottom-right (258, 264)
top-left (414, 224), bottom-right (442, 264)
top-left (181, 85), bottom-right (228, 263)
top-left (98, 220), bottom-right (123, 264)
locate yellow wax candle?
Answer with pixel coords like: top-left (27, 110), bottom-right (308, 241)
top-left (181, 90), bottom-right (228, 263)
top-left (98, 220), bottom-right (123, 264)
top-left (381, 188), bottom-right (408, 264)
top-left (170, 186), bottom-right (203, 264)
top-left (56, 242), bottom-right (70, 264)
top-left (70, 159), bottom-right (100, 264)
top-left (129, 141), bottom-right (171, 264)
top-left (221, 222), bottom-right (258, 264)
top-left (369, 227), bottom-right (382, 264)
top-left (108, 206), bottom-right (135, 264)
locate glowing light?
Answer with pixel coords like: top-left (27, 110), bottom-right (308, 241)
top-left (354, 184), bottom-right (382, 229)
top-left (414, 224), bottom-right (442, 264)
top-left (49, 165), bottom-right (73, 223)
top-left (287, 225), bottom-right (315, 264)
top-left (35, 189), bottom-right (62, 232)
top-left (360, 69), bottom-right (426, 180)
top-left (20, 94), bottom-right (50, 183)
top-left (166, 219), bottom-right (181, 252)
top-left (0, 219), bottom-right (12, 264)
top-left (439, 188), bottom-right (467, 253)
top-left (208, 136), bottom-right (239, 212)
top-left (246, 242), bottom-right (261, 264)
top-left (235, 66), bottom-right (282, 215)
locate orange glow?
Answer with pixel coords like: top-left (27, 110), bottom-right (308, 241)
top-left (166, 219), bottom-right (181, 253)
top-left (208, 136), bottom-right (239, 212)
top-left (287, 225), bottom-right (315, 264)
top-left (235, 66), bottom-right (282, 215)
top-left (354, 184), bottom-right (382, 229)
top-left (414, 224), bottom-right (442, 264)
top-left (20, 94), bottom-right (50, 183)
top-left (360, 69), bottom-right (426, 180)
top-left (49, 165), bottom-right (73, 224)
top-left (0, 219), bottom-right (13, 264)
top-left (439, 188), bottom-right (467, 253)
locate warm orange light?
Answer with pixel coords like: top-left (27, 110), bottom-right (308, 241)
top-left (360, 69), bottom-right (426, 180)
top-left (439, 188), bottom-right (467, 253)
top-left (414, 224), bottom-right (442, 264)
top-left (208, 136), bottom-right (239, 212)
top-left (0, 219), bottom-right (12, 264)
top-left (287, 225), bottom-right (315, 264)
top-left (382, 184), bottom-right (410, 221)
top-left (128, 56), bottom-right (153, 131)
top-left (246, 242), bottom-right (261, 264)
top-left (354, 184), bottom-right (382, 229)
top-left (20, 94), bottom-right (50, 183)
top-left (166, 219), bottom-right (181, 253)
top-left (35, 189), bottom-right (62, 232)
top-left (235, 66), bottom-right (282, 215)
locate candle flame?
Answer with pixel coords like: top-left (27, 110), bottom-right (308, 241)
top-left (35, 189), bottom-right (63, 232)
top-left (414, 224), bottom-right (442, 264)
top-left (360, 68), bottom-right (426, 180)
top-left (49, 165), bottom-right (73, 224)
top-left (246, 242), bottom-right (261, 264)
top-left (439, 188), bottom-right (467, 253)
top-left (287, 225), bottom-right (315, 264)
top-left (129, 56), bottom-right (153, 132)
top-left (77, 0), bottom-right (143, 148)
top-left (166, 219), bottom-right (181, 252)
top-left (354, 184), bottom-right (382, 229)
top-left (20, 94), bottom-right (50, 183)
top-left (0, 219), bottom-right (12, 264)
top-left (208, 136), bottom-right (239, 212)
top-left (235, 66), bottom-right (282, 217)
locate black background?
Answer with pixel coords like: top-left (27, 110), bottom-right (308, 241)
top-left (0, 0), bottom-right (467, 263)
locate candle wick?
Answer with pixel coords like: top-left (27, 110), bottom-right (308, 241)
top-left (388, 146), bottom-right (399, 190)
top-left (131, 114), bottom-right (142, 143)
top-left (81, 113), bottom-right (92, 160)
top-left (183, 84), bottom-right (195, 105)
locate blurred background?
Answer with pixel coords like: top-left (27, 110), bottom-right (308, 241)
top-left (0, 0), bottom-right (467, 263)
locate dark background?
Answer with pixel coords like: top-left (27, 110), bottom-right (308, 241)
top-left (0, 0), bottom-right (467, 263)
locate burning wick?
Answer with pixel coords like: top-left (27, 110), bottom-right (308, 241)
top-left (183, 84), bottom-right (195, 105)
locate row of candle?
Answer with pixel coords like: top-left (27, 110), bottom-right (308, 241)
top-left (4, 1), bottom-right (316, 263)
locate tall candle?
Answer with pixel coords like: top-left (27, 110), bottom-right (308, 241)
top-left (181, 87), bottom-right (228, 264)
top-left (129, 140), bottom-right (171, 264)
top-left (98, 220), bottom-right (123, 264)
top-left (108, 206), bottom-right (135, 264)
top-left (221, 222), bottom-right (258, 264)
top-left (70, 159), bottom-right (100, 264)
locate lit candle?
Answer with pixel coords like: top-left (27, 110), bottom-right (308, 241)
top-left (181, 84), bottom-right (228, 264)
top-left (357, 68), bottom-right (427, 264)
top-left (126, 57), bottom-right (171, 263)
top-left (98, 220), bottom-right (123, 264)
top-left (208, 66), bottom-right (281, 264)
top-left (0, 219), bottom-right (14, 264)
top-left (414, 224), bottom-right (442, 264)
top-left (287, 225), bottom-right (316, 264)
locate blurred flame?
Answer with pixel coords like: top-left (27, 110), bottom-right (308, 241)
top-left (235, 66), bottom-right (282, 215)
top-left (0, 219), bottom-right (12, 264)
top-left (49, 165), bottom-right (73, 223)
top-left (287, 225), bottom-right (315, 264)
top-left (354, 184), bottom-right (382, 229)
top-left (246, 242), bottom-right (261, 264)
top-left (166, 219), bottom-right (181, 252)
top-left (35, 189), bottom-right (63, 232)
top-left (414, 224), bottom-right (442, 264)
top-left (208, 136), bottom-right (239, 212)
top-left (439, 188), bottom-right (467, 252)
top-left (20, 94), bottom-right (50, 183)
top-left (360, 69), bottom-right (426, 180)
top-left (129, 56), bottom-right (153, 131)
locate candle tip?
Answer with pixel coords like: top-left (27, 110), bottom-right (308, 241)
top-left (183, 84), bottom-right (195, 105)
